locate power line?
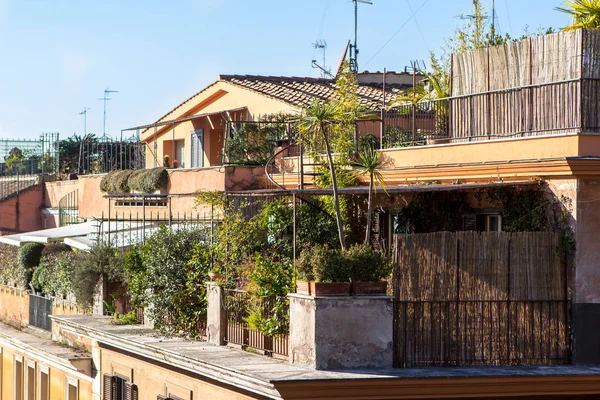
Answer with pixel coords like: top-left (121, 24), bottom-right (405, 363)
top-left (405, 0), bottom-right (430, 52)
top-left (364, 0), bottom-right (432, 68)
top-left (504, 0), bottom-right (513, 36)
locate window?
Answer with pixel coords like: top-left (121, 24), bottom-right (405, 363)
top-left (14, 356), bottom-right (23, 400)
top-left (103, 374), bottom-right (138, 400)
top-left (190, 129), bottom-right (204, 168)
top-left (66, 377), bottom-right (78, 400)
top-left (37, 365), bottom-right (49, 400)
top-left (463, 211), bottom-right (503, 232)
top-left (25, 361), bottom-right (35, 400)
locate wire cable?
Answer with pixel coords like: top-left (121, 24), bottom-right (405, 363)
top-left (364, 0), bottom-right (432, 68)
top-left (405, 0), bottom-right (430, 52)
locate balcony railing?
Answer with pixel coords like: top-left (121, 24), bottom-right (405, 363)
top-left (382, 78), bottom-right (596, 149)
top-left (223, 289), bottom-right (289, 359)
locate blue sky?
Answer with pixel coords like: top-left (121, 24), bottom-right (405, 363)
top-left (0, 0), bottom-right (569, 140)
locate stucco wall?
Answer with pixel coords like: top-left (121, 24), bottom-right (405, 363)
top-left (0, 344), bottom-right (92, 400)
top-left (44, 180), bottom-right (79, 208)
top-left (0, 185), bottom-right (44, 233)
top-left (0, 286), bottom-right (29, 327)
top-left (100, 347), bottom-right (260, 400)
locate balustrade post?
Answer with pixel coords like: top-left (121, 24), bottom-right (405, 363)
top-left (206, 282), bottom-right (227, 345)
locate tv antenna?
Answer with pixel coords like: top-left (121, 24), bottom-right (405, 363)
top-left (98, 87), bottom-right (118, 140)
top-left (349, 0), bottom-right (373, 73)
top-left (79, 107), bottom-right (90, 136)
top-left (454, 0), bottom-right (496, 36)
top-left (312, 40), bottom-right (333, 78)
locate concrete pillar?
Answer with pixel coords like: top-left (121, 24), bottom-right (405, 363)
top-left (289, 294), bottom-right (393, 370)
top-left (206, 283), bottom-right (227, 345)
top-left (92, 277), bottom-right (108, 316)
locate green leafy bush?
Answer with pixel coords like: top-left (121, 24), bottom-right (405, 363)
top-left (99, 170), bottom-right (120, 192)
top-left (0, 244), bottom-right (27, 287)
top-left (245, 255), bottom-right (294, 336)
top-left (296, 245), bottom-right (348, 282)
top-left (113, 169), bottom-right (134, 193)
top-left (41, 243), bottom-right (71, 257)
top-left (296, 243), bottom-right (390, 283)
top-left (100, 168), bottom-right (169, 194)
top-left (133, 167), bottom-right (169, 193)
top-left (111, 310), bottom-right (138, 325)
top-left (18, 243), bottom-right (45, 268)
top-left (128, 226), bottom-right (208, 338)
top-left (344, 243), bottom-right (391, 281)
top-left (34, 250), bottom-right (80, 297)
top-left (72, 244), bottom-right (125, 307)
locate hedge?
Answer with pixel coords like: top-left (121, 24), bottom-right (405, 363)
top-left (18, 243), bottom-right (45, 268)
top-left (100, 168), bottom-right (169, 194)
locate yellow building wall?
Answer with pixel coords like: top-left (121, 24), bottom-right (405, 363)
top-left (100, 347), bottom-right (260, 400)
top-left (142, 81), bottom-right (299, 169)
top-left (0, 343), bottom-right (92, 400)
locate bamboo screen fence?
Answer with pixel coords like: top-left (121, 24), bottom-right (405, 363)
top-left (448, 29), bottom-right (600, 140)
top-left (393, 232), bottom-right (570, 367)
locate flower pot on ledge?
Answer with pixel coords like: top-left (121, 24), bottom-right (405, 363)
top-left (296, 281), bottom-right (351, 296)
top-left (351, 281), bottom-right (388, 296)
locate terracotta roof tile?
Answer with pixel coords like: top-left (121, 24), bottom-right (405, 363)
top-left (219, 74), bottom-right (408, 110)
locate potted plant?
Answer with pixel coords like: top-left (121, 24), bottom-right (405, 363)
top-left (295, 245), bottom-right (351, 296)
top-left (347, 244), bottom-right (391, 295)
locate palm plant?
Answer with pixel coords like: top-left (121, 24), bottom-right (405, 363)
top-left (299, 100), bottom-right (347, 250)
top-left (556, 0), bottom-right (600, 30)
top-left (354, 146), bottom-right (387, 245)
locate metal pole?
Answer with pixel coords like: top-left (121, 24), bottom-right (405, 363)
top-left (412, 61), bottom-right (417, 142)
top-left (381, 67), bottom-right (387, 149)
top-left (293, 193), bottom-right (297, 264)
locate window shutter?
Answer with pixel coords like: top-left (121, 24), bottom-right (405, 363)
top-left (131, 384), bottom-right (139, 400)
top-left (103, 374), bottom-right (115, 400)
top-left (125, 382), bottom-right (139, 400)
top-left (463, 213), bottom-right (476, 231)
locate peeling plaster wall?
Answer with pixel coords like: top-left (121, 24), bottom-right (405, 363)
top-left (289, 295), bottom-right (393, 370)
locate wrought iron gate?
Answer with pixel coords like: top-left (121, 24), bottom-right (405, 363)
top-left (29, 294), bottom-right (53, 331)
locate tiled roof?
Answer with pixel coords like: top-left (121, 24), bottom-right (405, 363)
top-left (219, 74), bottom-right (409, 110)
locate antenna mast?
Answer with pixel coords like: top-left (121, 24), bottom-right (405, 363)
top-left (79, 107), bottom-right (90, 136)
top-left (98, 87), bottom-right (118, 140)
top-left (349, 0), bottom-right (372, 73)
top-left (312, 40), bottom-right (333, 78)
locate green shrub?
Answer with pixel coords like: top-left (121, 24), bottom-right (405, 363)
top-left (113, 169), bottom-right (134, 193)
top-left (36, 250), bottom-right (80, 297)
top-left (111, 310), bottom-right (138, 325)
top-left (18, 243), bottom-right (45, 268)
top-left (130, 226), bottom-right (208, 338)
top-left (296, 245), bottom-right (348, 282)
top-left (0, 244), bottom-right (26, 287)
top-left (72, 244), bottom-right (125, 307)
top-left (41, 243), bottom-right (71, 257)
top-left (127, 169), bottom-right (146, 192)
top-left (296, 244), bottom-right (390, 283)
top-left (126, 167), bottom-right (169, 193)
top-left (99, 170), bottom-right (120, 192)
top-left (345, 243), bottom-right (391, 281)
top-left (245, 254), bottom-right (294, 336)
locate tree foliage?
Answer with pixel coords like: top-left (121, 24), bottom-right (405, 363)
top-left (557, 0), bottom-right (600, 30)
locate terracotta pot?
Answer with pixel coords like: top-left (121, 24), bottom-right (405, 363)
top-left (296, 281), bottom-right (351, 296)
top-left (351, 281), bottom-right (388, 296)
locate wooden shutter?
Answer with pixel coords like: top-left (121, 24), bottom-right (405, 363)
top-left (463, 213), bottom-right (476, 231)
top-left (125, 382), bottom-right (139, 400)
top-left (103, 374), bottom-right (115, 400)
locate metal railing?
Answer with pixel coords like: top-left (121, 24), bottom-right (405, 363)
top-left (394, 299), bottom-right (571, 368)
top-left (223, 289), bottom-right (289, 359)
